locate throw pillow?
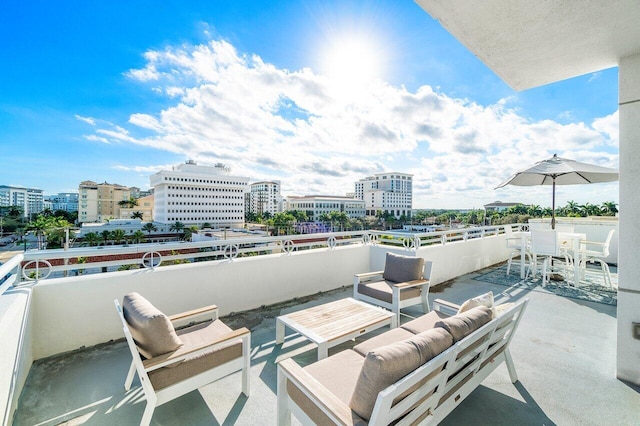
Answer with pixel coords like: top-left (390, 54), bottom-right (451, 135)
top-left (349, 327), bottom-right (452, 420)
top-left (435, 305), bottom-right (493, 342)
top-left (457, 291), bottom-right (495, 317)
top-left (122, 292), bottom-right (183, 359)
top-left (382, 252), bottom-right (425, 283)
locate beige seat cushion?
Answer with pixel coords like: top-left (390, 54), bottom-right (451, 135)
top-left (401, 310), bottom-right (450, 334)
top-left (434, 305), bottom-right (493, 342)
top-left (357, 280), bottom-right (421, 304)
top-left (287, 349), bottom-right (367, 426)
top-left (353, 327), bottom-right (415, 357)
top-left (148, 319), bottom-right (242, 390)
top-left (383, 252), bottom-right (425, 283)
top-left (122, 292), bottom-right (183, 359)
top-left (349, 327), bottom-right (453, 421)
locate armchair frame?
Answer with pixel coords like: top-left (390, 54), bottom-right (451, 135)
top-left (353, 260), bottom-right (432, 321)
top-left (114, 299), bottom-right (251, 426)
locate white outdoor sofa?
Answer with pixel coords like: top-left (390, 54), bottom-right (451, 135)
top-left (277, 295), bottom-right (528, 425)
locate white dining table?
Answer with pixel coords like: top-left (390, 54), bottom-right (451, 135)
top-left (519, 231), bottom-right (586, 286)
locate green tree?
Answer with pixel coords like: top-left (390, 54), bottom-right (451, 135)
top-left (142, 223), bottom-right (157, 234)
top-left (131, 211), bottom-right (144, 220)
top-left (601, 201), bottom-right (618, 216)
top-left (112, 229), bottom-right (126, 244)
top-left (169, 221), bottom-right (185, 233)
top-left (100, 230), bottom-right (112, 245)
top-left (83, 232), bottom-right (100, 246)
top-left (273, 212), bottom-right (295, 235)
top-left (26, 215), bottom-right (72, 249)
top-left (130, 230), bottom-right (146, 244)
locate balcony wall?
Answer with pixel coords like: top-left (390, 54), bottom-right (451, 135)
top-left (0, 227), bottom-right (511, 424)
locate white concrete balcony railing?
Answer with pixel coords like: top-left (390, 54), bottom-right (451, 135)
top-left (0, 224), bottom-right (512, 425)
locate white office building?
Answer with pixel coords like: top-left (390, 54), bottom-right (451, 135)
top-left (286, 195), bottom-right (365, 221)
top-left (355, 172), bottom-right (413, 218)
top-left (151, 161), bottom-right (249, 228)
top-left (0, 185), bottom-right (44, 218)
top-left (247, 181), bottom-right (283, 216)
top-left (45, 192), bottom-right (79, 212)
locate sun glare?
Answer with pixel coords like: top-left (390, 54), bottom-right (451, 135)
top-left (322, 37), bottom-right (383, 96)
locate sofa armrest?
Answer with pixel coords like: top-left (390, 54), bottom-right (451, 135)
top-left (278, 358), bottom-right (354, 426)
top-left (393, 278), bottom-right (429, 289)
top-left (354, 270), bottom-right (384, 283)
top-left (433, 299), bottom-right (459, 316)
top-left (168, 304), bottom-right (218, 322)
top-left (143, 327), bottom-right (250, 371)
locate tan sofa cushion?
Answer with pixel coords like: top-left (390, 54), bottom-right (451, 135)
top-left (383, 253), bottom-right (424, 283)
top-left (435, 305), bottom-right (492, 342)
top-left (349, 327), bottom-right (453, 421)
top-left (122, 292), bottom-right (183, 359)
top-left (353, 327), bottom-right (415, 357)
top-left (401, 310), bottom-right (450, 334)
top-left (287, 349), bottom-right (367, 426)
top-left (148, 319), bottom-right (242, 390)
top-left (357, 280), bottom-right (421, 304)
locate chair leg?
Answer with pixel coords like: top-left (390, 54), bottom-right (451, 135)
top-left (242, 334), bottom-right (251, 397)
top-left (505, 349), bottom-right (519, 383)
top-left (124, 360), bottom-right (136, 391)
top-left (421, 285), bottom-right (430, 313)
top-left (277, 369), bottom-right (292, 426)
top-left (140, 401), bottom-right (156, 426)
top-left (506, 252), bottom-right (514, 275)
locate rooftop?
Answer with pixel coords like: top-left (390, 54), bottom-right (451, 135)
top-left (12, 264), bottom-right (639, 425)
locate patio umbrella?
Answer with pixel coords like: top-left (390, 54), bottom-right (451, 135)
top-left (495, 154), bottom-right (619, 229)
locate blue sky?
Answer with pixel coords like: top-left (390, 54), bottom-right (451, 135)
top-left (0, 0), bottom-right (619, 209)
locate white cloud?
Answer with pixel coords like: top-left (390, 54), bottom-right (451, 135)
top-left (75, 115), bottom-right (96, 125)
top-left (88, 38), bottom-right (619, 208)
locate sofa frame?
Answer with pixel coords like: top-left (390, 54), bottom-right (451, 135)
top-left (277, 297), bottom-right (528, 425)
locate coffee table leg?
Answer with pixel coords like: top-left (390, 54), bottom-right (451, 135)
top-left (317, 341), bottom-right (329, 360)
top-left (276, 318), bottom-right (285, 345)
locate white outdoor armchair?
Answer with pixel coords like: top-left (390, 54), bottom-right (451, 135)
top-left (353, 252), bottom-right (432, 321)
top-left (114, 292), bottom-right (251, 426)
top-left (579, 229), bottom-right (615, 289)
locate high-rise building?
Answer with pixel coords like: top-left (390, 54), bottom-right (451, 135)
top-left (78, 181), bottom-right (131, 223)
top-left (355, 172), bottom-right (413, 218)
top-left (247, 181), bottom-right (283, 217)
top-left (0, 185), bottom-right (44, 218)
top-left (285, 195), bottom-right (365, 221)
top-left (150, 161), bottom-right (249, 227)
top-left (45, 192), bottom-right (79, 212)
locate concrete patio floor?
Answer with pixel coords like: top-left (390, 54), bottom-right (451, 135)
top-left (13, 264), bottom-right (640, 425)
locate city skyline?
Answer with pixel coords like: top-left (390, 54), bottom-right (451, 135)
top-left (1, 1), bottom-right (619, 209)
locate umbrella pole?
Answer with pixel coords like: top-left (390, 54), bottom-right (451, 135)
top-left (551, 178), bottom-right (556, 230)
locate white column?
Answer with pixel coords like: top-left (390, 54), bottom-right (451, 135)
top-left (617, 52), bottom-right (640, 385)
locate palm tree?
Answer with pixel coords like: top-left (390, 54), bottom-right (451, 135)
top-left (131, 211), bottom-right (144, 220)
top-left (83, 232), bottom-right (100, 247)
top-left (26, 216), bottom-right (56, 249)
top-left (100, 230), bottom-right (112, 245)
top-left (142, 223), bottom-right (157, 235)
top-left (183, 225), bottom-right (198, 241)
top-left (564, 200), bottom-right (580, 216)
top-left (111, 229), bottom-right (126, 245)
top-left (130, 230), bottom-right (146, 244)
top-left (169, 221), bottom-right (185, 234)
top-left (601, 201), bottom-right (618, 216)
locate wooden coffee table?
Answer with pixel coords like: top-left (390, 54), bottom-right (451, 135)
top-left (275, 297), bottom-right (397, 360)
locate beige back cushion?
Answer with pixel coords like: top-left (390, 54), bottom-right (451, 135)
top-left (457, 291), bottom-right (495, 318)
top-left (349, 327), bottom-right (453, 420)
top-left (383, 252), bottom-right (425, 283)
top-left (435, 305), bottom-right (493, 342)
top-left (123, 292), bottom-right (183, 359)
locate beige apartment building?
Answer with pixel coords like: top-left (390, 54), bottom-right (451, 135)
top-left (118, 194), bottom-right (154, 221)
top-left (78, 181), bottom-right (131, 223)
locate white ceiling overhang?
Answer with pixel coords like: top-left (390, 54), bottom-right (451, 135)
top-left (415, 0), bottom-right (640, 90)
